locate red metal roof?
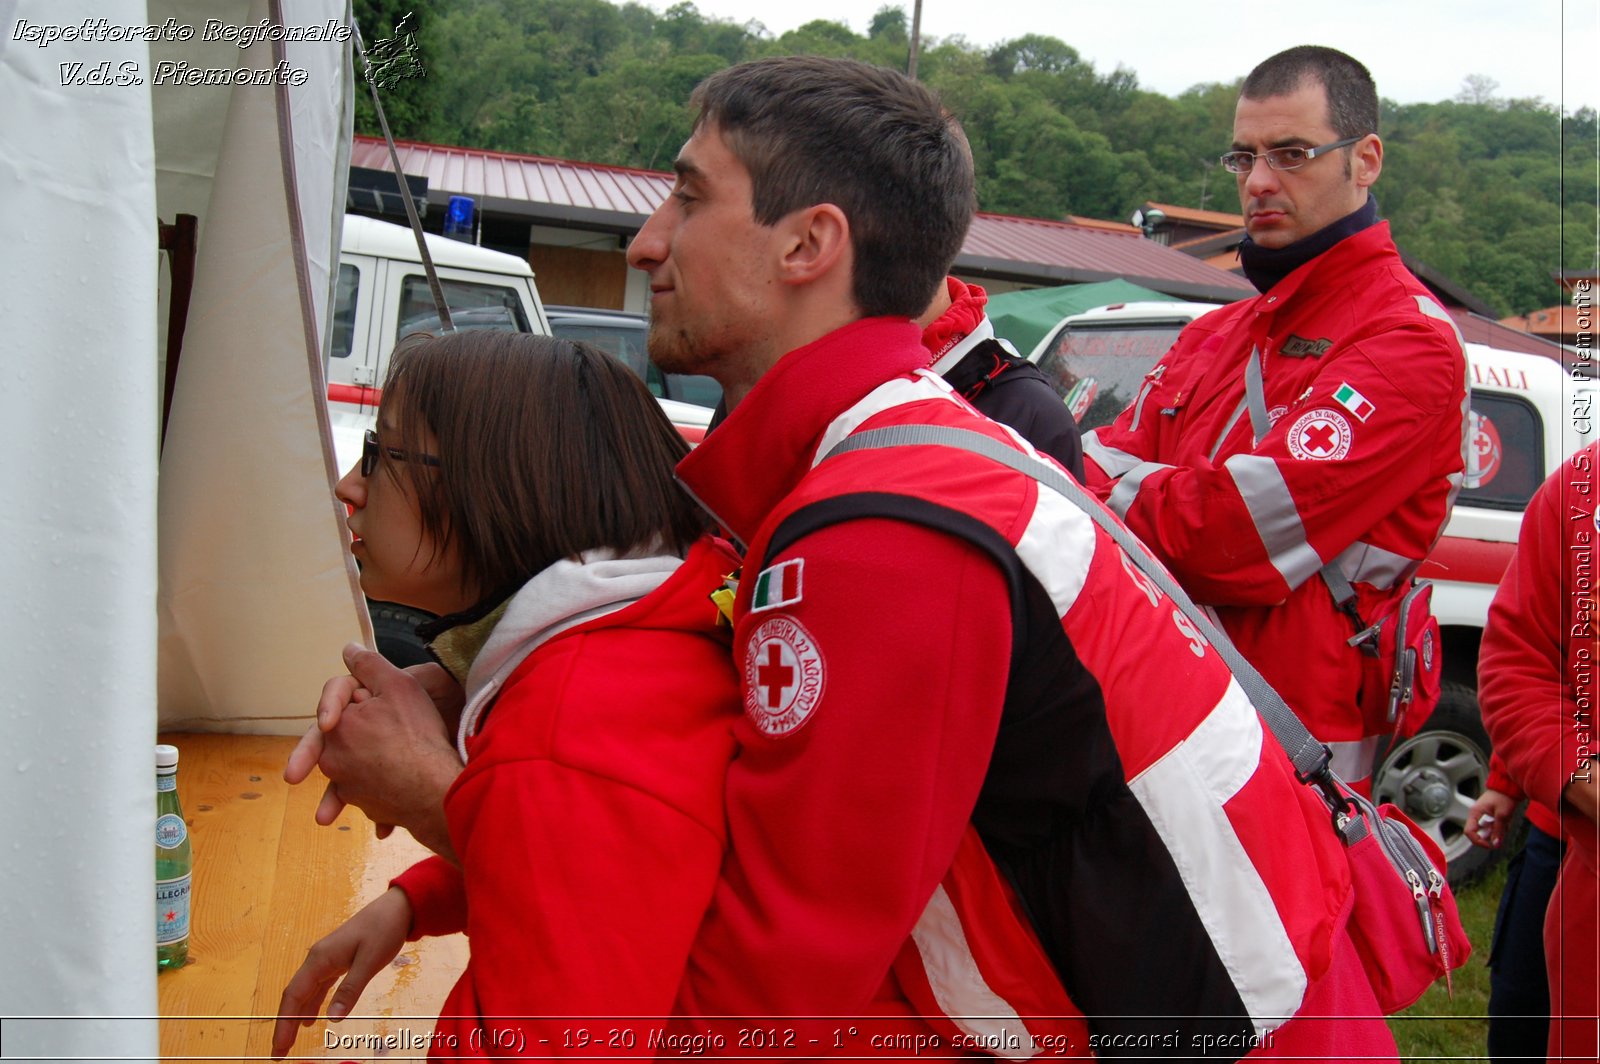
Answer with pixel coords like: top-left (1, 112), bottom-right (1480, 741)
top-left (1145, 202), bottom-right (1245, 230)
top-left (1458, 311), bottom-right (1572, 359)
top-left (959, 212), bottom-right (1252, 297)
top-left (353, 135), bottom-right (1255, 301)
top-left (1501, 304), bottom-right (1584, 339)
top-left (351, 136), bottom-right (672, 216)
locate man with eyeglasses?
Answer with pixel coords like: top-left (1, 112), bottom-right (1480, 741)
top-left (1083, 45), bottom-right (1469, 796)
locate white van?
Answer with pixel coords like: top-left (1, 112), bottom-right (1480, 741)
top-left (1030, 301), bottom-right (1595, 884)
top-left (327, 215), bottom-right (711, 475)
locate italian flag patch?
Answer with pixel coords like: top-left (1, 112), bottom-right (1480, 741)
top-left (1333, 382), bottom-right (1375, 422)
top-left (750, 558), bottom-right (804, 613)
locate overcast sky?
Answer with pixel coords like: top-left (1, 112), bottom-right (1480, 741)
top-left (667, 0), bottom-right (1597, 114)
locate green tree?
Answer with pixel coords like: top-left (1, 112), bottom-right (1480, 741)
top-left (348, 0), bottom-right (1591, 317)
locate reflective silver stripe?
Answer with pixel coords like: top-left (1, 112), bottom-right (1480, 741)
top-left (1244, 346), bottom-right (1271, 444)
top-left (1331, 540), bottom-right (1422, 590)
top-left (1416, 292), bottom-right (1473, 525)
top-left (1129, 364), bottom-right (1165, 432)
top-left (1414, 295), bottom-right (1466, 352)
top-left (1106, 461), bottom-right (1172, 518)
top-left (1224, 454), bottom-right (1323, 588)
top-left (1327, 736), bottom-right (1383, 783)
top-left (1208, 397), bottom-right (1250, 462)
top-left (1083, 432), bottom-right (1144, 478)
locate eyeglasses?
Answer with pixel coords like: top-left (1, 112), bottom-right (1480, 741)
top-left (1219, 136), bottom-right (1362, 174)
top-left (361, 428), bottom-right (441, 477)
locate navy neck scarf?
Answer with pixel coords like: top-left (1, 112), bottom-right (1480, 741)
top-left (1238, 195), bottom-right (1379, 293)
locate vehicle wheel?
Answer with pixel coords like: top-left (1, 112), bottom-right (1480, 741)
top-left (369, 600), bottom-right (436, 668)
top-left (1371, 681), bottom-right (1500, 888)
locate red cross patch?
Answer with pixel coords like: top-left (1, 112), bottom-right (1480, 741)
top-left (1468, 411), bottom-right (1502, 488)
top-left (744, 615), bottom-right (825, 737)
top-left (1285, 408), bottom-right (1353, 461)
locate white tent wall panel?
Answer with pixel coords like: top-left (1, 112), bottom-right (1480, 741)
top-left (0, 0), bottom-right (162, 1050)
top-left (156, 0), bottom-right (367, 735)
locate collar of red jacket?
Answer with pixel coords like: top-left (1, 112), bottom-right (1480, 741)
top-left (676, 316), bottom-right (927, 549)
top-left (1253, 219), bottom-right (1397, 310)
top-left (920, 276), bottom-right (989, 363)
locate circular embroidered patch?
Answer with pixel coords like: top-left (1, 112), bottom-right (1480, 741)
top-left (744, 615), bottom-right (825, 737)
top-left (1469, 412), bottom-right (1503, 488)
top-left (1286, 408), bottom-right (1353, 461)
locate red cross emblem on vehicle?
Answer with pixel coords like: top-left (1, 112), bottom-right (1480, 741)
top-left (1467, 411), bottom-right (1502, 487)
top-left (1286, 408), bottom-right (1353, 461)
top-left (744, 616), bottom-right (826, 737)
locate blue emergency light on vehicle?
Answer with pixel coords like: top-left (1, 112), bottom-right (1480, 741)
top-left (444, 195), bottom-right (476, 241)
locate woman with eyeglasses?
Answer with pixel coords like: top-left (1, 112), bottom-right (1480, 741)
top-left (271, 330), bottom-right (739, 1059)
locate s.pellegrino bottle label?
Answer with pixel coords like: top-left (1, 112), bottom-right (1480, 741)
top-left (156, 874), bottom-right (191, 945)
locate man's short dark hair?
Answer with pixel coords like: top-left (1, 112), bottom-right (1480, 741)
top-left (690, 55), bottom-right (975, 319)
top-left (1241, 45), bottom-right (1378, 140)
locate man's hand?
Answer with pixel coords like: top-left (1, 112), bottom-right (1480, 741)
top-left (283, 643), bottom-right (465, 859)
top-left (271, 887), bottom-right (412, 1059)
top-left (1466, 788), bottom-right (1517, 849)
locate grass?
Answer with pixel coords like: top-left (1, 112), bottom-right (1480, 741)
top-left (1388, 859), bottom-right (1507, 1062)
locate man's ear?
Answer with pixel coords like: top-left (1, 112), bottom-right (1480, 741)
top-left (1353, 133), bottom-right (1383, 189)
top-left (776, 203), bottom-right (851, 287)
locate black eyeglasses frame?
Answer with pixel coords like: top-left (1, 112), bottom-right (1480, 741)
top-left (1219, 135), bottom-right (1364, 175)
top-left (361, 428), bottom-right (442, 478)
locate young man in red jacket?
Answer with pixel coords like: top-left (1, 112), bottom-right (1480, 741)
top-left (1479, 442), bottom-right (1600, 1061)
top-left (1082, 46), bottom-right (1469, 792)
top-left (627, 54), bottom-right (1396, 1058)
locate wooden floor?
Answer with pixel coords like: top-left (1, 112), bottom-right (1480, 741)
top-left (157, 733), bottom-right (467, 1062)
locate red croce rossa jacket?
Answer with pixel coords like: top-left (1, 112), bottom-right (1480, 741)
top-left (1084, 222), bottom-right (1470, 787)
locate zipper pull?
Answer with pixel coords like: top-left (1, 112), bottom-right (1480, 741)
top-left (1428, 870), bottom-right (1455, 997)
top-left (1408, 869), bottom-right (1437, 954)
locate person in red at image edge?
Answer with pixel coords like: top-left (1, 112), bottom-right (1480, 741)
top-left (1478, 441), bottom-right (1600, 1062)
top-left (1467, 751), bottom-right (1568, 1061)
top-left (628, 55), bottom-right (1397, 1059)
top-left (1082, 46), bottom-right (1469, 793)
top-left (269, 332), bottom-right (739, 1060)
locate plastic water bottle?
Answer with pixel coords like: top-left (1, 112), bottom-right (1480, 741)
top-left (156, 744), bottom-right (192, 970)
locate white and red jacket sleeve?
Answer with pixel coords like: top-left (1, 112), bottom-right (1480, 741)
top-left (1083, 320), bottom-right (1463, 606)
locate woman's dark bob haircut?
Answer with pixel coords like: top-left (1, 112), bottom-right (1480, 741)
top-left (376, 330), bottom-right (709, 603)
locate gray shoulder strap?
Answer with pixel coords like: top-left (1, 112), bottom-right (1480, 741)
top-left (824, 424), bottom-right (1334, 787)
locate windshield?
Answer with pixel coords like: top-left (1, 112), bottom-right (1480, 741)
top-left (397, 276), bottom-right (531, 337)
top-left (1035, 322), bottom-right (1188, 429)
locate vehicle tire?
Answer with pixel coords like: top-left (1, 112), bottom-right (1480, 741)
top-left (1371, 680), bottom-right (1501, 888)
top-left (369, 600), bottom-right (436, 668)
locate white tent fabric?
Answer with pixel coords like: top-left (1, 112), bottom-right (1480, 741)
top-left (0, 0), bottom-right (161, 1053)
top-left (1, 0), bottom-right (359, 1043)
top-left (156, 0), bottom-right (366, 734)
